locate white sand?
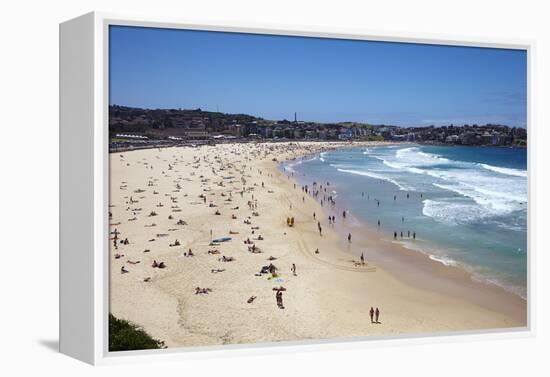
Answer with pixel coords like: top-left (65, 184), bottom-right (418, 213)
top-left (109, 142), bottom-right (525, 348)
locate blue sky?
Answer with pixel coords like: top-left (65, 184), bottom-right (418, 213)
top-left (109, 26), bottom-right (527, 127)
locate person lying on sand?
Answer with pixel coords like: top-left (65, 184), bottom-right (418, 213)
top-left (176, 219), bottom-right (187, 225)
top-left (259, 263), bottom-right (277, 275)
top-left (229, 230), bottom-right (239, 235)
top-left (211, 268), bottom-right (225, 273)
top-left (127, 260), bottom-right (140, 265)
top-left (169, 240), bottom-right (181, 247)
top-left (143, 277), bottom-right (151, 282)
top-left (247, 296), bottom-right (257, 304)
top-left (114, 253), bottom-right (124, 259)
top-left (120, 266), bottom-right (129, 274)
top-left (207, 249), bottom-right (220, 255)
top-left (219, 256), bottom-right (235, 262)
top-left (195, 287), bottom-right (212, 295)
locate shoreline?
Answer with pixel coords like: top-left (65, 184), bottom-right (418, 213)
top-left (279, 146), bottom-right (526, 323)
top-left (109, 139), bottom-right (418, 154)
top-left (109, 141), bottom-right (526, 350)
top-left (109, 139), bottom-right (526, 156)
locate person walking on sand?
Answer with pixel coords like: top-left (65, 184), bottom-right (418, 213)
top-left (369, 307), bottom-right (374, 324)
top-left (394, 231), bottom-right (397, 240)
top-left (375, 307), bottom-right (380, 323)
top-left (291, 263), bottom-right (296, 276)
top-left (413, 232), bottom-right (416, 240)
top-left (360, 253), bottom-right (364, 265)
top-left (276, 290), bottom-right (285, 309)
top-left (348, 233), bottom-right (352, 243)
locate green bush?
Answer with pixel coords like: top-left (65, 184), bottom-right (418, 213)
top-left (109, 314), bottom-right (165, 351)
top-left (367, 134), bottom-right (385, 141)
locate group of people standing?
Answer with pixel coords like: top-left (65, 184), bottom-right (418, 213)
top-left (369, 307), bottom-right (381, 324)
top-left (394, 230), bottom-right (416, 240)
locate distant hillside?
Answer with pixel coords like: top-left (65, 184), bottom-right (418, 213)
top-left (109, 105), bottom-right (265, 136)
top-left (109, 105), bottom-right (525, 147)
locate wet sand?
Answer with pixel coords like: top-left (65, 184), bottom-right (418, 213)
top-left (109, 141), bottom-right (526, 349)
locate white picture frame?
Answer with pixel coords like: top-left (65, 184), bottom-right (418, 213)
top-left (59, 11), bottom-right (535, 365)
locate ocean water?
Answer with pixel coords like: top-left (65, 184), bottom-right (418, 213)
top-left (283, 144), bottom-right (528, 299)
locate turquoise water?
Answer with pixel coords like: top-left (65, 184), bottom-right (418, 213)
top-left (283, 144), bottom-right (527, 298)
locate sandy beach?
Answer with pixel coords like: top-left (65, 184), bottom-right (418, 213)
top-left (109, 141), bottom-right (526, 349)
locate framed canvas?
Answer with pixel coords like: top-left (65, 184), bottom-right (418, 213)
top-left (59, 12), bottom-right (535, 365)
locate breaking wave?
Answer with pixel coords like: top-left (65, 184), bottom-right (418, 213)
top-left (334, 167), bottom-right (412, 191)
top-left (480, 163), bottom-right (527, 177)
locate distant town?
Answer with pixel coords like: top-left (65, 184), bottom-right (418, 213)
top-left (109, 105), bottom-right (527, 151)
